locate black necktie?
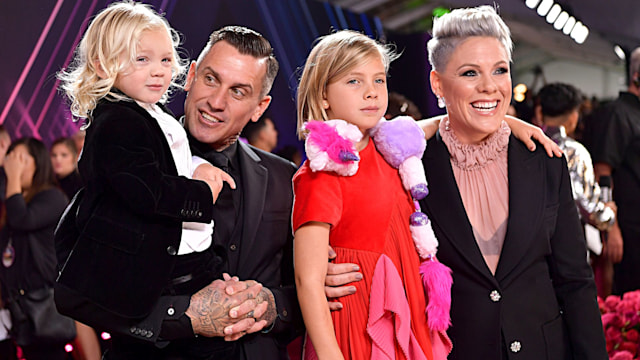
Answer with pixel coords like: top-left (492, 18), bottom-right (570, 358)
top-left (208, 152), bottom-right (229, 173)
top-left (207, 151), bottom-right (235, 245)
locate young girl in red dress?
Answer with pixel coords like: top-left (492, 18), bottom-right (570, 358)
top-left (292, 30), bottom-right (452, 360)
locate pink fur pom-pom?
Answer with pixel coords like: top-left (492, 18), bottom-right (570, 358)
top-left (303, 120), bottom-right (362, 176)
top-left (420, 259), bottom-right (452, 331)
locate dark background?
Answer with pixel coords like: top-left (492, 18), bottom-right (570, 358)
top-left (0, 0), bottom-right (439, 154)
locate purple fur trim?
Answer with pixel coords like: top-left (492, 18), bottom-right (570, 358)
top-left (420, 259), bottom-right (452, 331)
top-left (371, 116), bottom-right (426, 168)
top-left (410, 184), bottom-right (429, 200)
top-left (410, 212), bottom-right (429, 226)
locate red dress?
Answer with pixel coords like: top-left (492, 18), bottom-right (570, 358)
top-left (293, 140), bottom-right (444, 360)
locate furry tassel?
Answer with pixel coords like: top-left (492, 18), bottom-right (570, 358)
top-left (420, 259), bottom-right (453, 331)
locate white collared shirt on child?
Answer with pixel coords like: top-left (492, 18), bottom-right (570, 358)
top-left (139, 102), bottom-right (214, 255)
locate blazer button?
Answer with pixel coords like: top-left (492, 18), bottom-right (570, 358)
top-left (180, 209), bottom-right (186, 216)
top-left (130, 326), bottom-right (137, 334)
top-left (489, 290), bottom-right (501, 302)
top-left (146, 331), bottom-right (154, 338)
top-left (167, 246), bottom-right (177, 255)
top-left (197, 211), bottom-right (203, 218)
top-left (230, 244), bottom-right (237, 251)
top-left (167, 307), bottom-right (175, 316)
top-left (510, 340), bottom-right (522, 353)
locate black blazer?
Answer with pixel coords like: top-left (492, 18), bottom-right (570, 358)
top-left (0, 189), bottom-right (68, 298)
top-left (421, 133), bottom-right (607, 360)
top-left (55, 99), bottom-right (215, 342)
top-left (194, 141), bottom-right (303, 360)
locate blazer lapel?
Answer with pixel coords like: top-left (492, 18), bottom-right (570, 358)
top-left (236, 142), bottom-right (268, 273)
top-left (494, 136), bottom-right (546, 282)
top-left (422, 133), bottom-right (495, 282)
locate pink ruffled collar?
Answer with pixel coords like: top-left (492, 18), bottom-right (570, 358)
top-left (439, 118), bottom-right (511, 170)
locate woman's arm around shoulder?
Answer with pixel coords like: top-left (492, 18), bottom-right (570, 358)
top-left (415, 114), bottom-right (562, 157)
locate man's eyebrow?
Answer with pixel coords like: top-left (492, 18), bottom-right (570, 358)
top-left (200, 66), bottom-right (253, 93)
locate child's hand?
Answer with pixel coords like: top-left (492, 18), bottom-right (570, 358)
top-left (193, 163), bottom-right (236, 202)
top-left (506, 115), bottom-right (563, 157)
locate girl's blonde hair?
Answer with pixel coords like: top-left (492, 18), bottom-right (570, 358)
top-left (58, 1), bottom-right (186, 121)
top-left (296, 30), bottom-right (397, 139)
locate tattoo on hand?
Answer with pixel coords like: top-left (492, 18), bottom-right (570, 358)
top-left (187, 285), bottom-right (236, 337)
top-left (257, 288), bottom-right (277, 327)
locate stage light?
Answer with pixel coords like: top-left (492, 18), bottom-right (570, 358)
top-left (553, 11), bottom-right (569, 30)
top-left (513, 83), bottom-right (528, 103)
top-left (101, 332), bottom-right (112, 340)
top-left (525, 1), bottom-right (588, 44)
top-left (562, 16), bottom-right (576, 35)
top-left (65, 344), bottom-right (74, 352)
top-left (514, 84), bottom-right (527, 93)
top-left (574, 25), bottom-right (589, 44)
top-left (537, 0), bottom-right (553, 16)
top-left (614, 45), bottom-right (626, 60)
top-left (546, 4), bottom-right (562, 23)
top-left (570, 21), bottom-right (588, 44)
top-left (525, 0), bottom-right (540, 9)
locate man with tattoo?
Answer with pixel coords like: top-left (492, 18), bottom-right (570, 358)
top-left (179, 26), bottom-right (302, 359)
top-left (55, 23), bottom-right (301, 360)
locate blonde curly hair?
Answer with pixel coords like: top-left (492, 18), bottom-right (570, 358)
top-left (58, 1), bottom-right (186, 122)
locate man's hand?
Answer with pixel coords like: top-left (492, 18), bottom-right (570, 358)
top-left (324, 246), bottom-right (362, 311)
top-left (185, 277), bottom-right (263, 338)
top-left (224, 286), bottom-right (277, 341)
top-left (603, 222), bottom-right (624, 264)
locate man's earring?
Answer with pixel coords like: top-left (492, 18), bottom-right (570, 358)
top-left (437, 96), bottom-right (446, 109)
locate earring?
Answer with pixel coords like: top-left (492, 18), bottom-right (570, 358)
top-left (437, 96), bottom-right (446, 109)
top-left (322, 100), bottom-right (329, 109)
top-left (444, 119), bottom-right (451, 131)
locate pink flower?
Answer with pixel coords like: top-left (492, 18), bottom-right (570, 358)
top-left (598, 296), bottom-right (606, 313)
top-left (616, 299), bottom-right (636, 315)
top-left (618, 341), bottom-right (638, 356)
top-left (606, 295), bottom-right (621, 312)
top-left (602, 313), bottom-right (625, 329)
top-left (622, 290), bottom-right (640, 303)
top-left (611, 350), bottom-right (634, 360)
top-left (607, 326), bottom-right (623, 344)
top-left (625, 329), bottom-right (640, 343)
top-left (627, 313), bottom-right (640, 328)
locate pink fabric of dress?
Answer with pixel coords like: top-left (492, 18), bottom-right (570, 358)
top-left (439, 119), bottom-right (510, 274)
top-left (293, 140), bottom-right (450, 360)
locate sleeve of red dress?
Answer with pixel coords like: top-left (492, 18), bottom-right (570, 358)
top-left (292, 164), bottom-right (343, 231)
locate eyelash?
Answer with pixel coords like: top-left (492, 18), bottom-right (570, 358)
top-left (347, 78), bottom-right (386, 84)
top-left (461, 67), bottom-right (509, 76)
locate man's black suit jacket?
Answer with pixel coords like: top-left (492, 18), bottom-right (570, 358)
top-left (191, 139), bottom-right (303, 360)
top-left (421, 132), bottom-right (607, 360)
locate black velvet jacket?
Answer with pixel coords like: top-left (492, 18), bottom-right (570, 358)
top-left (55, 99), bottom-right (216, 343)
